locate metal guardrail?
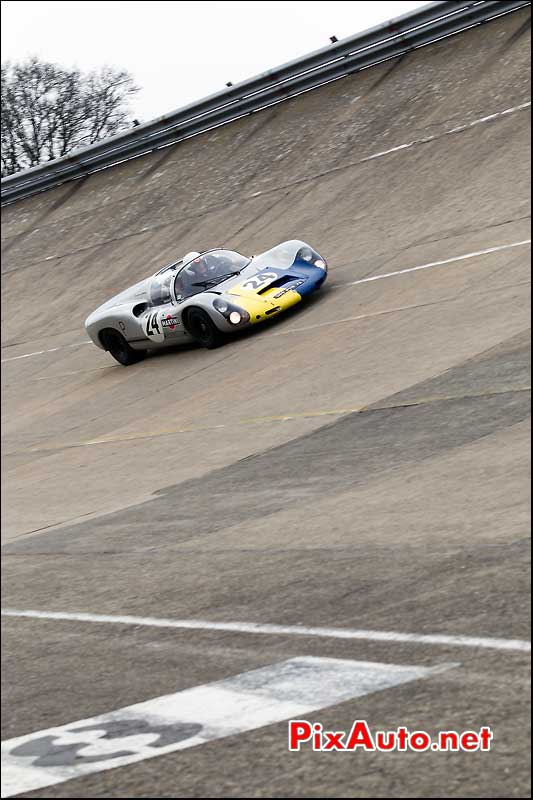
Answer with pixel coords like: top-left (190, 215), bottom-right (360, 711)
top-left (1, 0), bottom-right (530, 205)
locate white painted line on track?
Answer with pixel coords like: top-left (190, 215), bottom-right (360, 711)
top-left (1, 655), bottom-right (450, 797)
top-left (358, 101), bottom-right (531, 164)
top-left (336, 239), bottom-right (532, 288)
top-left (0, 340), bottom-right (92, 363)
top-left (2, 238), bottom-right (530, 363)
top-left (2, 608), bottom-right (530, 653)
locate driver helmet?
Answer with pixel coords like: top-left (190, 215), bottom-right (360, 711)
top-left (183, 250), bottom-right (200, 275)
top-left (182, 251), bottom-right (200, 265)
top-left (183, 252), bottom-right (204, 279)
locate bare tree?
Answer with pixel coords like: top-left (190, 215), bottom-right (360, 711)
top-left (1, 57), bottom-right (140, 177)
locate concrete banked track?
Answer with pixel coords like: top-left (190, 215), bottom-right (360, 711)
top-left (1, 8), bottom-right (531, 798)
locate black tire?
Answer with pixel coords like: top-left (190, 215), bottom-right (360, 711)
top-left (100, 329), bottom-right (146, 366)
top-left (184, 308), bottom-right (225, 349)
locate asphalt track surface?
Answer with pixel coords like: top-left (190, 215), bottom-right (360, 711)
top-left (1, 8), bottom-right (531, 798)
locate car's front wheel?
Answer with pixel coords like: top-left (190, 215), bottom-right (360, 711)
top-left (184, 308), bottom-right (225, 349)
top-left (100, 329), bottom-right (146, 366)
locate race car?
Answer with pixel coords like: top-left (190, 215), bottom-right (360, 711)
top-left (85, 240), bottom-right (327, 365)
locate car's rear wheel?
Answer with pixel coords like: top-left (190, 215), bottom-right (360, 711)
top-left (184, 308), bottom-right (225, 349)
top-left (100, 329), bottom-right (146, 366)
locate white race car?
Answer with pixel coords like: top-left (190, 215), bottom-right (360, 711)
top-left (85, 240), bottom-right (327, 365)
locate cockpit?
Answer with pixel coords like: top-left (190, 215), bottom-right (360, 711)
top-left (174, 250), bottom-right (250, 301)
top-left (148, 249), bottom-right (250, 308)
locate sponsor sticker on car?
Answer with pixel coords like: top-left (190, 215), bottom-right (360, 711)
top-left (162, 314), bottom-right (181, 336)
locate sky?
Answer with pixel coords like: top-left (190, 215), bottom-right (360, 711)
top-left (1, 1), bottom-right (428, 122)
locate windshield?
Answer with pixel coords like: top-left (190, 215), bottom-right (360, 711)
top-left (174, 250), bottom-right (249, 300)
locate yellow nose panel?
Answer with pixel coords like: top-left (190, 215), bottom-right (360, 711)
top-left (260, 286), bottom-right (302, 310)
top-left (228, 287), bottom-right (302, 323)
